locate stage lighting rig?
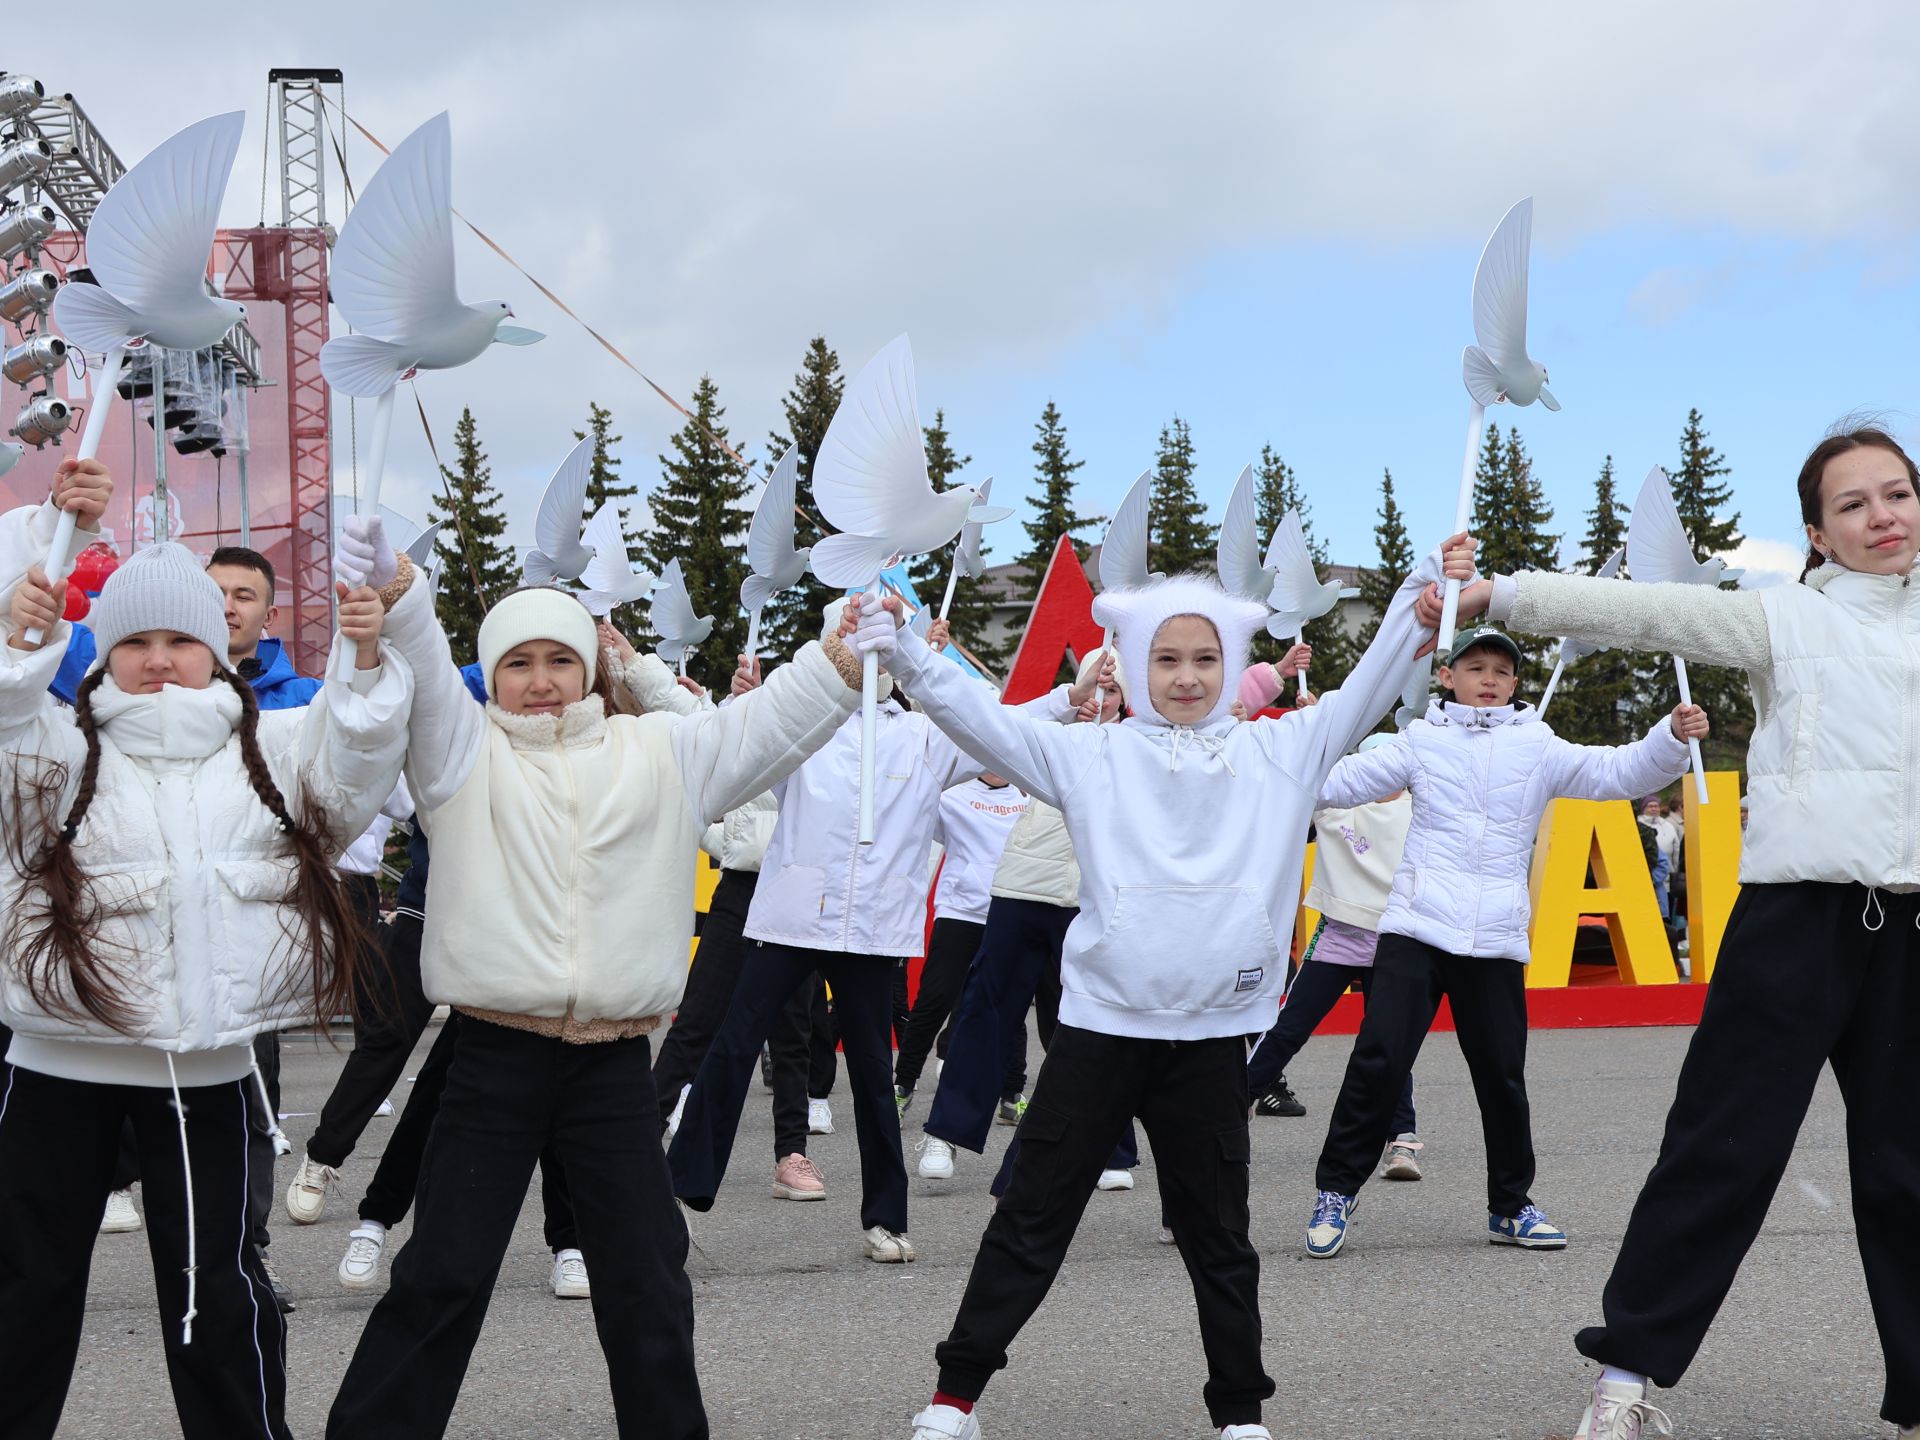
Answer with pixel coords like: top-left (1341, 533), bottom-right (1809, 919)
top-left (10, 393), bottom-right (68, 447)
top-left (0, 137), bottom-right (52, 191)
top-left (1, 334), bottom-right (64, 385)
top-left (0, 74), bottom-right (44, 122)
top-left (0, 269), bottom-right (57, 326)
top-left (0, 203), bottom-right (55, 262)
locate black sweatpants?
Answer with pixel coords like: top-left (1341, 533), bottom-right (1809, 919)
top-left (327, 1020), bottom-right (703, 1440)
top-left (355, 1009), bottom-right (577, 1251)
top-left (1576, 882), bottom-right (1920, 1425)
top-left (0, 1065), bottom-right (291, 1440)
top-left (247, 1032), bottom-right (281, 1252)
top-left (670, 940), bottom-right (907, 1233)
top-left (894, 917), bottom-right (986, 1095)
top-left (1315, 934), bottom-right (1532, 1214)
top-left (1248, 951), bottom-right (1416, 1136)
top-left (651, 869), bottom-right (812, 1158)
top-left (934, 1024), bottom-right (1272, 1428)
top-left (808, 973), bottom-right (838, 1098)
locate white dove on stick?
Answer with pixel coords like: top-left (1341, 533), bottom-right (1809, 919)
top-left (939, 473), bottom-right (1002, 621)
top-left (808, 333), bottom-right (1007, 844)
top-left (1091, 467), bottom-right (1163, 722)
top-left (522, 436), bottom-right (599, 585)
top-left (1536, 546), bottom-right (1623, 719)
top-left (319, 112), bottom-right (542, 515)
top-left (1263, 508), bottom-right (1359, 699)
top-left (649, 557), bottom-right (714, 676)
top-left (1460, 197), bottom-right (1558, 413)
top-left (577, 501), bottom-right (657, 617)
top-left (1628, 464), bottom-right (1730, 803)
top-left (740, 445), bottom-right (811, 661)
top-left (1216, 464), bottom-right (1277, 605)
top-left (36, 111), bottom-right (248, 640)
top-left (0, 441), bottom-right (21, 480)
top-left (403, 520), bottom-right (448, 592)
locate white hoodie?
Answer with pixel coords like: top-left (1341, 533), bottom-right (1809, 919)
top-left (885, 543), bottom-right (1459, 1040)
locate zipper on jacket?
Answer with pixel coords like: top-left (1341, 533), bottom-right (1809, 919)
top-left (562, 754), bottom-right (581, 1016)
top-left (1905, 582), bottom-right (1918, 885)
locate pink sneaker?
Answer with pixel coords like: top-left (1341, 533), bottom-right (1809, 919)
top-left (772, 1153), bottom-right (827, 1201)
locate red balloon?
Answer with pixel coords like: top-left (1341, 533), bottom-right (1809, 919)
top-left (62, 584), bottom-right (89, 622)
top-left (68, 543), bottom-right (119, 597)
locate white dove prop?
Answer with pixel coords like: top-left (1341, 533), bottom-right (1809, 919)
top-left (1437, 196), bottom-right (1560, 657)
top-left (1216, 464), bottom-right (1275, 601)
top-left (809, 333), bottom-right (1007, 843)
top-left (939, 474), bottom-right (1002, 621)
top-left (1628, 465), bottom-right (1724, 803)
top-left (320, 112), bottom-right (543, 515)
top-left (740, 445), bottom-right (811, 663)
top-left (403, 520), bottom-right (447, 591)
top-left (649, 557), bottom-right (714, 677)
top-left (0, 441), bottom-right (22, 481)
top-left (1535, 546), bottom-right (1623, 719)
top-left (1263, 508), bottom-right (1359, 700)
top-left (36, 111), bottom-right (248, 641)
top-left (1094, 468), bottom-right (1162, 719)
top-left (577, 501), bottom-right (657, 617)
top-left (521, 436), bottom-right (598, 585)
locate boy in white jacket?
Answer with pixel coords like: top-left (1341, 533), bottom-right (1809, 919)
top-left (1303, 626), bottom-right (1706, 1261)
top-left (884, 533), bottom-right (1479, 1440)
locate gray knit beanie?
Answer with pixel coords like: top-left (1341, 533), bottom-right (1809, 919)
top-left (89, 543), bottom-right (229, 661)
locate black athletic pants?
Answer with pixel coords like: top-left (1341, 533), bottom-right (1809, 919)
top-left (934, 1024), bottom-right (1273, 1428)
top-left (894, 917), bottom-right (986, 1095)
top-left (1314, 934), bottom-right (1532, 1213)
top-left (1576, 882), bottom-right (1920, 1425)
top-left (809, 974), bottom-right (838, 1098)
top-left (1247, 953), bottom-right (1416, 1135)
top-left (327, 1020), bottom-right (703, 1440)
top-left (0, 1065), bottom-right (291, 1440)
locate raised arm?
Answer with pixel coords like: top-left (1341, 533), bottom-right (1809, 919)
top-left (1478, 571), bottom-right (1770, 672)
top-left (1542, 713), bottom-right (1692, 803)
top-left (919, 682), bottom-right (1078, 790)
top-left (367, 566), bottom-right (488, 814)
top-left (1317, 735), bottom-right (1416, 810)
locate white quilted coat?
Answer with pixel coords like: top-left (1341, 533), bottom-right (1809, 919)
top-left (1319, 700), bottom-right (1690, 961)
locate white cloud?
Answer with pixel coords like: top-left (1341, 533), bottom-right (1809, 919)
top-left (1726, 536), bottom-right (1809, 588)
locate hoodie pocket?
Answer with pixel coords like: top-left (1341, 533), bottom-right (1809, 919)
top-left (1077, 885), bottom-right (1280, 1015)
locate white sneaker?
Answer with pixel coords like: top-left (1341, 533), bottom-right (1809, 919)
top-left (550, 1247), bottom-right (591, 1298)
top-left (337, 1222), bottom-right (388, 1291)
top-left (917, 1136), bottom-right (956, 1180)
top-left (808, 1097), bottom-right (834, 1135)
top-left (1221, 1427), bottom-right (1273, 1439)
top-left (99, 1188), bottom-right (141, 1234)
top-left (1573, 1376), bottom-right (1672, 1439)
top-left (1096, 1167), bottom-right (1134, 1191)
top-left (863, 1225), bottom-right (917, 1263)
top-left (1156, 1225), bottom-right (1177, 1245)
top-left (285, 1155), bottom-right (339, 1225)
top-left (909, 1403), bottom-right (979, 1439)
top-left (373, 1097), bottom-right (395, 1118)
top-left (665, 1082), bottom-right (692, 1142)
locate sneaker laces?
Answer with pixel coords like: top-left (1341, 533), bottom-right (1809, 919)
top-left (1593, 1387), bottom-right (1673, 1438)
top-left (343, 1228), bottom-right (383, 1265)
top-left (296, 1156), bottom-right (340, 1193)
top-left (1310, 1190), bottom-right (1349, 1227)
top-left (1516, 1204), bottom-right (1550, 1229)
top-left (785, 1154), bottom-right (824, 1184)
top-left (555, 1251), bottom-right (588, 1286)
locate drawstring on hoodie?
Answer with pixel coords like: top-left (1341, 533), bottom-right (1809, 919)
top-left (250, 1048), bottom-right (292, 1157)
top-left (1166, 728), bottom-right (1235, 776)
top-left (1863, 887), bottom-right (1886, 932)
top-left (164, 1054), bottom-right (198, 1346)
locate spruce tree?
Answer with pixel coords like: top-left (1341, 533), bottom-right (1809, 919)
top-left (761, 337), bottom-right (846, 662)
top-left (904, 411), bottom-right (1008, 673)
top-left (1663, 408), bottom-right (1752, 768)
top-left (638, 374), bottom-right (754, 692)
top-left (574, 401), bottom-right (636, 513)
top-left (1250, 445), bottom-right (1355, 687)
top-left (1554, 457), bottom-right (1639, 745)
top-left (1147, 416), bottom-right (1215, 575)
top-left (1359, 468), bottom-right (1414, 623)
top-left (1017, 400), bottom-right (1093, 597)
top-left (427, 407), bottom-right (519, 663)
top-left (1470, 424), bottom-right (1560, 694)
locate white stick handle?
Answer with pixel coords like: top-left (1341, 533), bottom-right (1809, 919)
top-left (858, 577), bottom-right (882, 844)
top-left (1095, 626), bottom-right (1115, 725)
top-left (939, 553), bottom-right (961, 622)
top-left (1537, 654), bottom-right (1567, 719)
top-left (1672, 656), bottom-right (1709, 804)
top-left (679, 652), bottom-right (688, 680)
top-left (1435, 400), bottom-right (1486, 656)
top-left (1294, 627), bottom-right (1309, 702)
top-left (26, 346), bottom-right (127, 644)
top-left (745, 608), bottom-right (761, 668)
top-left (361, 388), bottom-right (397, 516)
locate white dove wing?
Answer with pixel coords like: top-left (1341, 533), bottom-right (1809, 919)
top-left (1626, 466), bottom-right (1705, 586)
top-left (329, 112), bottom-right (469, 341)
top-left (577, 502), bottom-right (633, 593)
top-left (747, 446), bottom-right (801, 577)
top-left (533, 436), bottom-right (596, 566)
top-left (403, 520), bottom-right (446, 568)
top-left (1470, 196), bottom-right (1534, 369)
top-left (650, 559), bottom-right (712, 645)
top-left (1262, 510), bottom-right (1324, 617)
top-left (1100, 470), bottom-right (1157, 591)
top-left (1216, 464), bottom-right (1272, 603)
top-left (954, 475), bottom-right (997, 579)
top-left (80, 111), bottom-right (245, 317)
top-left (811, 334), bottom-right (932, 537)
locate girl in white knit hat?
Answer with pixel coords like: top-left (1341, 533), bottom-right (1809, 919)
top-left (0, 460), bottom-right (412, 1440)
top-left (323, 515), bottom-right (896, 1440)
top-left (874, 529), bottom-right (1478, 1440)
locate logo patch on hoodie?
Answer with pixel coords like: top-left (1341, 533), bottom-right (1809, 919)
top-left (1235, 967), bottom-right (1264, 993)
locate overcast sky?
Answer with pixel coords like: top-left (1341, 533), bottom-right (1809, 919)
top-left (18, 2), bottom-right (1920, 587)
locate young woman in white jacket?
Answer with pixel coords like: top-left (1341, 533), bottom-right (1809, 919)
top-left (321, 518), bottom-right (895, 1440)
top-left (0, 462), bottom-right (412, 1440)
top-left (1303, 627), bottom-right (1704, 1265)
top-left (884, 533), bottom-right (1478, 1440)
top-left (1453, 424), bottom-right (1920, 1440)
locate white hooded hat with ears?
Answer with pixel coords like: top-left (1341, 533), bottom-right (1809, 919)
top-left (1091, 574), bottom-right (1268, 727)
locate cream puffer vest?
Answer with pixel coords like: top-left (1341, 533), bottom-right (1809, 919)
top-left (988, 798), bottom-right (1079, 908)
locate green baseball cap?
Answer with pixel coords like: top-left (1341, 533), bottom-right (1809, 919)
top-left (1444, 625), bottom-right (1523, 668)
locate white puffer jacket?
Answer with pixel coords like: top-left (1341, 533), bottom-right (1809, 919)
top-left (988, 798), bottom-right (1079, 908)
top-left (1494, 564), bottom-right (1920, 889)
top-left (0, 608), bottom-right (412, 1070)
top-left (1319, 700), bottom-right (1690, 961)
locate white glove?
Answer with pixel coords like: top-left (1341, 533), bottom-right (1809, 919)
top-left (336, 514), bottom-right (398, 591)
top-left (849, 598), bottom-right (898, 662)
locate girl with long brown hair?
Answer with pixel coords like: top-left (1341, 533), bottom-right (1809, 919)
top-left (0, 462), bottom-right (415, 1440)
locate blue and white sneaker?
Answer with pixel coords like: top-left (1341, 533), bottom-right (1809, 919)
top-left (1490, 1204), bottom-right (1567, 1249)
top-left (1305, 1190), bottom-right (1357, 1257)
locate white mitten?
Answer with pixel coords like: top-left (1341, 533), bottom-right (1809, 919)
top-left (850, 599), bottom-right (898, 662)
top-left (336, 514), bottom-right (398, 591)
